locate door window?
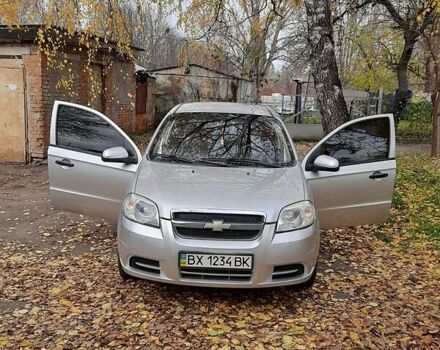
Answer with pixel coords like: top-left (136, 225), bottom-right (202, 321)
top-left (56, 104), bottom-right (136, 157)
top-left (309, 117), bottom-right (390, 167)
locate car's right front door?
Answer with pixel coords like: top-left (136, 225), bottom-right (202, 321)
top-left (302, 114), bottom-right (396, 229)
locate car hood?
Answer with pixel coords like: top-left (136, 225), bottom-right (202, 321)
top-left (134, 161), bottom-right (306, 222)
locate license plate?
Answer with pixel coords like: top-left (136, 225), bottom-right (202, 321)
top-left (179, 252), bottom-right (253, 270)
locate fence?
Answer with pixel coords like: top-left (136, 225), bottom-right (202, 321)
top-left (260, 90), bottom-right (395, 141)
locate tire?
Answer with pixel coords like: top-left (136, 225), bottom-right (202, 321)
top-left (118, 255), bottom-right (137, 281)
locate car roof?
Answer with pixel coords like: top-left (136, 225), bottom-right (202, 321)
top-left (174, 102), bottom-right (274, 117)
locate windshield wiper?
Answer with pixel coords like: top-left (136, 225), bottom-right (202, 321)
top-left (195, 158), bottom-right (231, 167)
top-left (226, 158), bottom-right (281, 168)
top-left (152, 154), bottom-right (279, 168)
top-left (152, 154), bottom-right (231, 167)
top-left (152, 153), bottom-right (194, 164)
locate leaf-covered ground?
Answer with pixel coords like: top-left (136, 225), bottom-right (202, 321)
top-left (0, 151), bottom-right (439, 349)
top-left (386, 153), bottom-right (440, 249)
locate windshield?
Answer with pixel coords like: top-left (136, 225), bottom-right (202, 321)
top-left (148, 112), bottom-right (295, 167)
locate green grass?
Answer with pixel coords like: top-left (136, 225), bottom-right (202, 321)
top-left (301, 117), bottom-right (321, 124)
top-left (385, 153), bottom-right (440, 249)
top-left (374, 230), bottom-right (392, 243)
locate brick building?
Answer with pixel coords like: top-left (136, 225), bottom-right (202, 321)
top-left (150, 64), bottom-right (254, 119)
top-left (0, 25), bottom-right (153, 163)
top-left (135, 64), bottom-right (156, 133)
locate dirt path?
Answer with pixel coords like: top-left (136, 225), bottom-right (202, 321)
top-left (0, 153), bottom-right (438, 349)
top-left (396, 143), bottom-right (431, 154)
top-left (0, 164), bottom-right (100, 253)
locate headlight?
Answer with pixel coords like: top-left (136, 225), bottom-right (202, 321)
top-left (276, 201), bottom-right (315, 232)
top-left (123, 193), bottom-right (159, 227)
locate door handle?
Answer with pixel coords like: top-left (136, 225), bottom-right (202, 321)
top-left (55, 159), bottom-right (74, 168)
top-left (369, 171), bottom-right (388, 179)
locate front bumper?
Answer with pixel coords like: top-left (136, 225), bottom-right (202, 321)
top-left (117, 216), bottom-right (320, 288)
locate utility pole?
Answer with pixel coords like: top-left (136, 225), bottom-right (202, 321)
top-left (294, 79), bottom-right (302, 123)
top-left (377, 87), bottom-right (384, 114)
top-left (183, 39), bottom-right (190, 74)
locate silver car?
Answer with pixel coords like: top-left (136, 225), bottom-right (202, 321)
top-left (48, 101), bottom-right (396, 288)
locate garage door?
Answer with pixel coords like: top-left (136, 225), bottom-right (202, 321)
top-left (0, 59), bottom-right (26, 163)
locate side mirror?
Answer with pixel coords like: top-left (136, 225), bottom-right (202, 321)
top-left (310, 155), bottom-right (340, 172)
top-left (102, 147), bottom-right (137, 164)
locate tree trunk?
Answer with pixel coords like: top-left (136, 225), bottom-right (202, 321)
top-left (304, 0), bottom-right (349, 134)
top-left (431, 24), bottom-right (440, 157)
top-left (432, 91), bottom-right (440, 157)
top-left (425, 55), bottom-right (436, 93)
top-left (394, 34), bottom-right (417, 124)
top-left (250, 0), bottom-right (263, 103)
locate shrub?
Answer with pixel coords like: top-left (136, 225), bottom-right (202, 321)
top-left (401, 100), bottom-right (432, 123)
top-left (398, 100), bottom-right (432, 141)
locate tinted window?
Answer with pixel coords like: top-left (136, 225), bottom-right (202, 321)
top-left (149, 112), bottom-right (294, 167)
top-left (56, 105), bottom-right (136, 157)
top-left (316, 117), bottom-right (390, 166)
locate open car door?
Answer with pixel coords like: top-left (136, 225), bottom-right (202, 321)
top-left (48, 101), bottom-right (141, 222)
top-left (302, 114), bottom-right (396, 229)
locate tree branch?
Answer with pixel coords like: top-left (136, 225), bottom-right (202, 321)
top-left (374, 0), bottom-right (408, 30)
top-left (270, 0), bottom-right (284, 18)
top-left (332, 0), bottom-right (373, 24)
top-left (191, 0), bottom-right (224, 41)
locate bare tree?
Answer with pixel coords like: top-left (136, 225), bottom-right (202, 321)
top-left (332, 0), bottom-right (377, 87)
top-left (123, 2), bottom-right (183, 69)
top-left (372, 0), bottom-right (437, 122)
top-left (180, 0), bottom-right (299, 101)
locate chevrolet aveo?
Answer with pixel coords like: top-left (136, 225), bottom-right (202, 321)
top-left (48, 101), bottom-right (396, 288)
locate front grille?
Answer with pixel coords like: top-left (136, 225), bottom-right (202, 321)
top-left (180, 267), bottom-right (252, 281)
top-left (272, 264), bottom-right (304, 280)
top-left (129, 257), bottom-right (160, 275)
top-left (176, 227), bottom-right (261, 240)
top-left (173, 212), bottom-right (264, 224)
top-left (172, 212), bottom-right (265, 240)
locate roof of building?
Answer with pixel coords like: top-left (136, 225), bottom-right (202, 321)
top-left (135, 64), bottom-right (148, 72)
top-left (175, 102), bottom-right (273, 117)
top-left (149, 63), bottom-right (252, 82)
top-left (135, 63), bottom-right (155, 81)
top-left (0, 24), bottom-right (144, 52)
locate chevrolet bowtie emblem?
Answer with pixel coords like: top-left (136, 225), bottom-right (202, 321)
top-left (204, 220), bottom-right (232, 232)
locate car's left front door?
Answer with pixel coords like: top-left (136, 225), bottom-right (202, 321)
top-left (48, 101), bottom-right (141, 222)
